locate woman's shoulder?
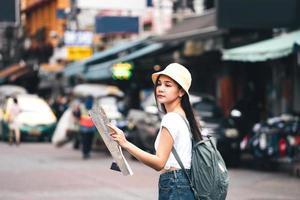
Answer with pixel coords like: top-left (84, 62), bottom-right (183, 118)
top-left (162, 112), bottom-right (184, 122)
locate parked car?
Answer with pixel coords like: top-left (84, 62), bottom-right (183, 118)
top-left (0, 94), bottom-right (57, 141)
top-left (192, 95), bottom-right (240, 166)
top-left (127, 93), bottom-right (240, 165)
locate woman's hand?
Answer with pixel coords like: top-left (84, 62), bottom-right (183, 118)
top-left (107, 123), bottom-right (129, 149)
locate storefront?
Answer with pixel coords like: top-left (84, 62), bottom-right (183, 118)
top-left (153, 9), bottom-right (225, 101)
top-left (222, 29), bottom-right (300, 117)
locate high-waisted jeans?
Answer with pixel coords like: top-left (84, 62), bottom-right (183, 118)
top-left (158, 169), bottom-right (195, 200)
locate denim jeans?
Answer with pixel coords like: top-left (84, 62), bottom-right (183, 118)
top-left (159, 169), bottom-right (195, 200)
top-left (80, 126), bottom-right (95, 157)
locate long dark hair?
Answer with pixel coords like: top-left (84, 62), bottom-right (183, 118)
top-left (154, 76), bottom-right (202, 141)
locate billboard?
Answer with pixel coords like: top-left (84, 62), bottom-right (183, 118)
top-left (95, 16), bottom-right (139, 34)
top-left (0, 0), bottom-right (19, 25)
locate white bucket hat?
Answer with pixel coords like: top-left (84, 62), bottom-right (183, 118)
top-left (151, 63), bottom-right (192, 94)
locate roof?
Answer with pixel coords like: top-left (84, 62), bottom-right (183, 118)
top-left (0, 63), bottom-right (33, 84)
top-left (84, 43), bottom-right (164, 80)
top-left (153, 9), bottom-right (224, 43)
top-left (222, 29), bottom-right (300, 62)
top-left (63, 37), bottom-right (150, 77)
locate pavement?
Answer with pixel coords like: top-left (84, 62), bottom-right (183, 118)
top-left (1, 142), bottom-right (300, 200)
top-left (290, 161), bottom-right (300, 178)
top-left (0, 142), bottom-right (158, 200)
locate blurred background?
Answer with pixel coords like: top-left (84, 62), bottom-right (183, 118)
top-left (0, 0), bottom-right (300, 199)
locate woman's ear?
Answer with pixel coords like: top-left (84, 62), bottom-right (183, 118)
top-left (179, 89), bottom-right (185, 98)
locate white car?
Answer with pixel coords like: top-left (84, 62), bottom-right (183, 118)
top-left (1, 94), bottom-right (57, 141)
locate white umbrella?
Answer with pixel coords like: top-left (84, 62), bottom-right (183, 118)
top-left (0, 85), bottom-right (27, 97)
top-left (73, 83), bottom-right (124, 98)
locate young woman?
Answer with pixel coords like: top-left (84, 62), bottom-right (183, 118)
top-left (108, 63), bottom-right (202, 199)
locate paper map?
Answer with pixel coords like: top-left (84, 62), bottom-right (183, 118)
top-left (89, 105), bottom-right (133, 176)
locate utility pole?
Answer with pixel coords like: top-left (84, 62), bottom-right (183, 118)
top-left (181, 0), bottom-right (187, 10)
top-left (67, 0), bottom-right (79, 31)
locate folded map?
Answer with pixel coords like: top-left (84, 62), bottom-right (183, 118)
top-left (89, 104), bottom-right (133, 176)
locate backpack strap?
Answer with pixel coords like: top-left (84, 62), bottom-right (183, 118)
top-left (171, 147), bottom-right (192, 181)
top-left (171, 113), bottom-right (221, 199)
top-left (194, 135), bottom-right (217, 151)
top-left (171, 113), bottom-right (199, 197)
top-left (172, 147), bottom-right (199, 197)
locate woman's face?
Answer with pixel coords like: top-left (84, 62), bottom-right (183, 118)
top-left (155, 75), bottom-right (184, 105)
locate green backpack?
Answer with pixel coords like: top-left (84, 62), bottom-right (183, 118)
top-left (172, 117), bottom-right (229, 200)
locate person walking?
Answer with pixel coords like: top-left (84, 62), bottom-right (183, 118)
top-left (108, 63), bottom-right (202, 199)
top-left (79, 96), bottom-right (95, 159)
top-left (7, 97), bottom-right (21, 145)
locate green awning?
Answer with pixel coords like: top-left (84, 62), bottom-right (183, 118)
top-left (84, 62), bottom-right (112, 80)
top-left (222, 30), bottom-right (300, 62)
top-left (63, 37), bottom-right (149, 77)
top-left (63, 60), bottom-right (85, 77)
top-left (84, 43), bottom-right (163, 80)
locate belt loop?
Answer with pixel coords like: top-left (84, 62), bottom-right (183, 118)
top-left (173, 170), bottom-right (177, 179)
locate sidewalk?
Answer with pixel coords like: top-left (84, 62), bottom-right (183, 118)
top-left (290, 161), bottom-right (300, 178)
top-left (0, 142), bottom-right (158, 200)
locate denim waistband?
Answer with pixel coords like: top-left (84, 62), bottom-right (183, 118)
top-left (160, 169), bottom-right (190, 179)
top-left (159, 169), bottom-right (194, 200)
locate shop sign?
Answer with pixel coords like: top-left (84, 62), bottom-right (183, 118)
top-left (112, 62), bottom-right (134, 80)
top-left (95, 16), bottom-right (139, 34)
top-left (64, 31), bottom-right (93, 46)
top-left (66, 46), bottom-right (93, 60)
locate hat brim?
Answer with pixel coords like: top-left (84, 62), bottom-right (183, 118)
top-left (151, 72), bottom-right (161, 85)
top-left (151, 72), bottom-right (189, 95)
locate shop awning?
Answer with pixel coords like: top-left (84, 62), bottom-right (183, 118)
top-left (63, 61), bottom-right (85, 77)
top-left (153, 9), bottom-right (224, 43)
top-left (84, 62), bottom-right (112, 80)
top-left (0, 63), bottom-right (32, 84)
top-left (63, 37), bottom-right (149, 77)
top-left (222, 30), bottom-right (300, 62)
top-left (84, 43), bottom-right (163, 80)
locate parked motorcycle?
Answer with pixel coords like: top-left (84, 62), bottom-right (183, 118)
top-left (248, 114), bottom-right (300, 165)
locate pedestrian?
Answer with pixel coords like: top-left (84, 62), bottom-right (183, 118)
top-left (108, 63), bottom-right (202, 199)
top-left (70, 99), bottom-right (81, 149)
top-left (7, 97), bottom-right (21, 145)
top-left (52, 94), bottom-right (68, 119)
top-left (79, 95), bottom-right (95, 159)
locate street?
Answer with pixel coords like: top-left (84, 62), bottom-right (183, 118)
top-left (0, 142), bottom-right (300, 200)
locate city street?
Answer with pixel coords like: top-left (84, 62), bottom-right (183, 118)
top-left (0, 142), bottom-right (300, 200)
top-left (1, 1), bottom-right (300, 199)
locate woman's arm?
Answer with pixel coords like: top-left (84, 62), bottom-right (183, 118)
top-left (108, 124), bottom-right (173, 171)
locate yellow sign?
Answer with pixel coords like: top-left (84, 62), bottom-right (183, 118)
top-left (66, 46), bottom-right (93, 60)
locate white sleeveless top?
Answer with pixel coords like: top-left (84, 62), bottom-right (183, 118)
top-left (154, 112), bottom-right (192, 169)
